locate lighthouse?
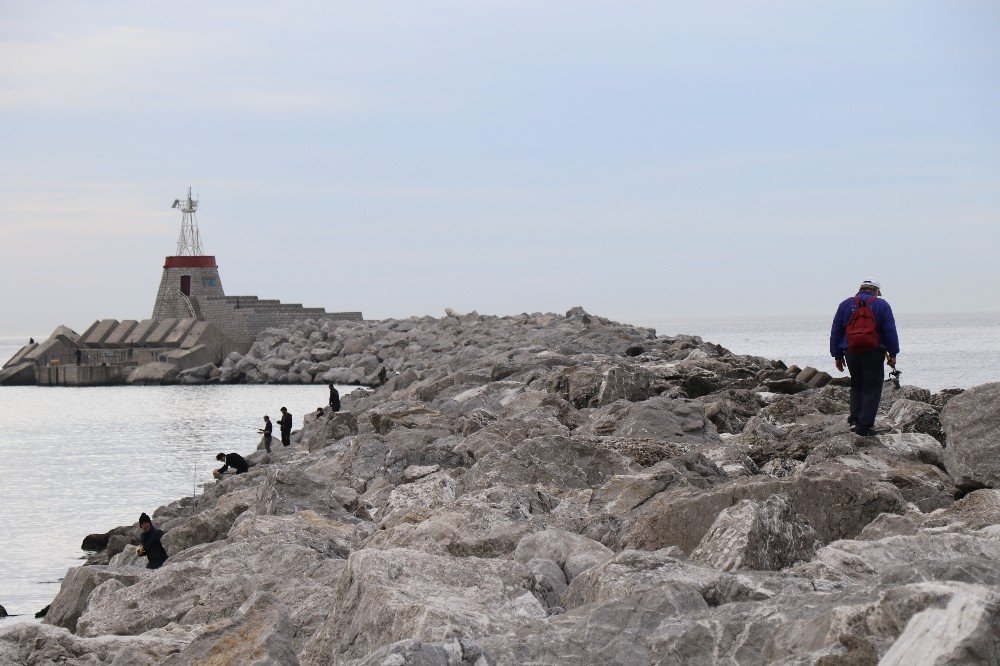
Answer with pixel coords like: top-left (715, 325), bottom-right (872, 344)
top-left (150, 188), bottom-right (362, 351)
top-left (152, 188), bottom-right (225, 320)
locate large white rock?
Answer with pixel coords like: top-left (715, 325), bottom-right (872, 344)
top-left (691, 494), bottom-right (820, 571)
top-left (941, 382), bottom-right (1000, 489)
top-left (299, 547), bottom-right (545, 663)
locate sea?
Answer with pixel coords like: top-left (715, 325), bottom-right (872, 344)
top-left (1, 311), bottom-right (998, 625)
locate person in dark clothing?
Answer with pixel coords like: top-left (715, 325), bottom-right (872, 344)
top-left (258, 415), bottom-right (273, 453)
top-left (74, 348), bottom-right (82, 366)
top-left (830, 278), bottom-right (900, 437)
top-left (277, 407), bottom-right (293, 446)
top-left (137, 512), bottom-right (168, 569)
top-left (214, 452), bottom-right (249, 478)
top-left (329, 384), bottom-right (341, 412)
top-left (376, 366), bottom-right (387, 386)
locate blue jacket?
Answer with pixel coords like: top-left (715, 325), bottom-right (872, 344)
top-left (830, 292), bottom-right (900, 359)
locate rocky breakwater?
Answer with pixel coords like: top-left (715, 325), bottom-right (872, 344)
top-left (2, 307), bottom-right (999, 665)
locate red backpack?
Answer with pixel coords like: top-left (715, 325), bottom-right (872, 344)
top-left (846, 296), bottom-right (881, 353)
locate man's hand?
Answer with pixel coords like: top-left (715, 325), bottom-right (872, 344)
top-left (886, 355), bottom-right (897, 368)
top-left (136, 546), bottom-right (145, 556)
top-left (835, 358), bottom-right (845, 373)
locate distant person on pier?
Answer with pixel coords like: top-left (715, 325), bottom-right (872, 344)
top-left (136, 512), bottom-right (168, 569)
top-left (213, 451), bottom-right (249, 478)
top-left (28, 337), bottom-right (34, 344)
top-left (74, 349), bottom-right (82, 366)
top-left (329, 384), bottom-right (341, 412)
top-left (277, 407), bottom-right (293, 446)
top-left (258, 415), bottom-right (273, 453)
top-left (830, 278), bottom-right (900, 437)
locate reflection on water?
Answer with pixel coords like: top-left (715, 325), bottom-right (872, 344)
top-left (0, 368), bottom-right (348, 624)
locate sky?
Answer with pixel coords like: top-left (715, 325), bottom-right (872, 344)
top-left (1, 1), bottom-right (999, 336)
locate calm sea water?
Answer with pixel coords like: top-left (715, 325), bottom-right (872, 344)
top-left (639, 311), bottom-right (1000, 394)
top-left (0, 337), bottom-right (347, 625)
top-left (1, 313), bottom-right (998, 624)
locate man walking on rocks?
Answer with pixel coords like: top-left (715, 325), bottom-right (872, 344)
top-left (830, 278), bottom-right (900, 436)
top-left (277, 407), bottom-right (293, 446)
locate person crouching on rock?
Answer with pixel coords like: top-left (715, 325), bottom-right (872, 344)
top-left (136, 512), bottom-right (168, 570)
top-left (213, 452), bottom-right (249, 479)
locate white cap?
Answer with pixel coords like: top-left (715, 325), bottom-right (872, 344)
top-left (860, 278), bottom-right (882, 292)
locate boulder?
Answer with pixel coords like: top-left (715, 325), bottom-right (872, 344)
top-left (941, 382), bottom-right (1000, 489)
top-left (595, 364), bottom-right (655, 406)
top-left (690, 494), bottom-right (820, 571)
top-left (513, 529), bottom-right (614, 582)
top-left (298, 548), bottom-right (545, 663)
top-left (886, 398), bottom-right (944, 442)
top-left (44, 565), bottom-right (146, 632)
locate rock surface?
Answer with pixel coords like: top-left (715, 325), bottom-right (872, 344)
top-left (941, 381), bottom-right (1000, 489)
top-left (2, 307), bottom-right (997, 664)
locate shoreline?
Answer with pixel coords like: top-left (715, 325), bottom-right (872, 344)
top-left (1, 308), bottom-right (998, 664)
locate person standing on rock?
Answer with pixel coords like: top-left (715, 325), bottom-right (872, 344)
top-left (830, 278), bottom-right (900, 437)
top-left (136, 512), bottom-right (168, 570)
top-left (329, 384), bottom-right (341, 412)
top-left (277, 407), bottom-right (293, 446)
top-left (258, 415), bottom-right (273, 453)
top-left (213, 452), bottom-right (249, 477)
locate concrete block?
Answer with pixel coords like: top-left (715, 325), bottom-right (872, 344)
top-left (164, 344), bottom-right (215, 371)
top-left (104, 320), bottom-right (139, 348)
top-left (3, 343), bottom-right (37, 369)
top-left (180, 321), bottom-right (238, 361)
top-left (145, 318), bottom-right (179, 346)
top-left (0, 362), bottom-right (36, 386)
top-left (164, 318), bottom-right (198, 347)
top-left (82, 319), bottom-right (120, 348)
top-left (50, 325), bottom-right (81, 347)
top-left (25, 337), bottom-right (76, 365)
top-left (124, 319), bottom-right (158, 346)
top-left (77, 321), bottom-right (103, 344)
top-left (127, 362), bottom-right (180, 385)
top-left (37, 365), bottom-right (128, 386)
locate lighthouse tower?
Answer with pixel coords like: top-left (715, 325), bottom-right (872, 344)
top-left (152, 188), bottom-right (225, 320)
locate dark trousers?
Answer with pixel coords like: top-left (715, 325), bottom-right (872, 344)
top-left (281, 430), bottom-right (291, 446)
top-left (846, 349), bottom-right (885, 429)
top-left (263, 434), bottom-right (272, 453)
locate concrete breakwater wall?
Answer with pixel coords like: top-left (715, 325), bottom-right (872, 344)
top-left (1, 307), bottom-right (998, 664)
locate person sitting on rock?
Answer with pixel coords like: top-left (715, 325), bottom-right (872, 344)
top-left (213, 452), bottom-right (249, 478)
top-left (136, 512), bottom-right (168, 570)
top-left (329, 384), bottom-right (341, 412)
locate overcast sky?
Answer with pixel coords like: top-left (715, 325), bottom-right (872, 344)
top-left (1, 1), bottom-right (998, 336)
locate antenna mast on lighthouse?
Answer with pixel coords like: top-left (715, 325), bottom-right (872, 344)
top-left (171, 187), bottom-right (204, 256)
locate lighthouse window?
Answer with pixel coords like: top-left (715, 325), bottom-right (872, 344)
top-left (203, 278), bottom-right (217, 287)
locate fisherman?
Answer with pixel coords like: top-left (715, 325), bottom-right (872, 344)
top-left (277, 407), bottom-right (293, 447)
top-left (213, 451), bottom-right (249, 478)
top-left (329, 384), bottom-right (341, 412)
top-left (258, 415), bottom-right (273, 453)
top-left (377, 366), bottom-right (387, 386)
top-left (830, 278), bottom-right (900, 437)
top-left (136, 512), bottom-right (168, 569)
